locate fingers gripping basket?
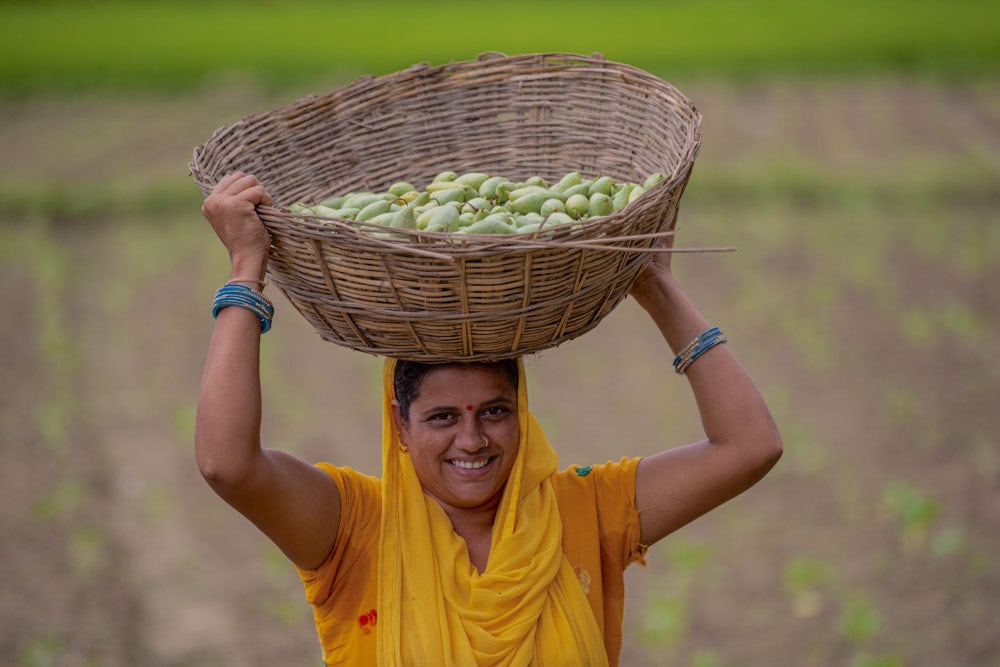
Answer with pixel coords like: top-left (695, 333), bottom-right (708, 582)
top-left (190, 52), bottom-right (702, 361)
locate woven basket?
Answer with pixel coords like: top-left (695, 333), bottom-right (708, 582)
top-left (190, 52), bottom-right (702, 361)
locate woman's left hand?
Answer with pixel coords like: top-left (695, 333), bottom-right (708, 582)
top-left (628, 208), bottom-right (677, 301)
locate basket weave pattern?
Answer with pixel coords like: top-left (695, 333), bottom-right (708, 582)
top-left (190, 52), bottom-right (702, 361)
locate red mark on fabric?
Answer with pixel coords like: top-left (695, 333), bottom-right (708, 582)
top-left (358, 608), bottom-right (377, 635)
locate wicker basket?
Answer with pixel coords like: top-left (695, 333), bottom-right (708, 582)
top-left (190, 52), bottom-right (702, 361)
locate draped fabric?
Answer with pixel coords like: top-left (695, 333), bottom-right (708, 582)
top-left (376, 358), bottom-right (609, 666)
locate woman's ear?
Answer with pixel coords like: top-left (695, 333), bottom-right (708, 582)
top-left (390, 399), bottom-right (409, 443)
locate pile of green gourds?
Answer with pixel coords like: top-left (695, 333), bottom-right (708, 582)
top-left (289, 170), bottom-right (665, 235)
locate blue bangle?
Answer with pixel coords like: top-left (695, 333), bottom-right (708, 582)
top-left (673, 327), bottom-right (726, 374)
top-left (212, 283), bottom-right (274, 333)
top-left (212, 287), bottom-right (274, 320)
top-left (672, 327), bottom-right (719, 369)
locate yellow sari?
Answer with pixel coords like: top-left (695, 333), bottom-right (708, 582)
top-left (376, 358), bottom-right (609, 666)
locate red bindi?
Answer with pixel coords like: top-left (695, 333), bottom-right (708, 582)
top-left (466, 405), bottom-right (474, 411)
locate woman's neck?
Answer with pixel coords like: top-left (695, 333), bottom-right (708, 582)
top-left (440, 502), bottom-right (499, 574)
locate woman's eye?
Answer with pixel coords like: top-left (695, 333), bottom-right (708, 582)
top-left (481, 406), bottom-right (510, 419)
top-left (428, 412), bottom-right (456, 423)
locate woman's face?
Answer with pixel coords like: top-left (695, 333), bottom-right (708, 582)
top-left (394, 363), bottom-right (520, 516)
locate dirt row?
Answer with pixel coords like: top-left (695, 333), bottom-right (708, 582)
top-left (1, 78), bottom-right (998, 665)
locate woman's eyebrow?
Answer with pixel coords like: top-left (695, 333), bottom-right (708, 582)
top-left (418, 396), bottom-right (514, 417)
top-left (481, 396), bottom-right (516, 407)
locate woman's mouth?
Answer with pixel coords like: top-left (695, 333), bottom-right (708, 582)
top-left (448, 456), bottom-right (495, 471)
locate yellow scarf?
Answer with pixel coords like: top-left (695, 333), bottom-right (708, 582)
top-left (377, 358), bottom-right (609, 666)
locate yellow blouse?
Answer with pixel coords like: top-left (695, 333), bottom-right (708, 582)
top-left (297, 456), bottom-right (646, 666)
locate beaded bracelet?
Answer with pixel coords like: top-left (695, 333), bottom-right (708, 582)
top-left (673, 326), bottom-right (727, 375)
top-left (212, 283), bottom-right (274, 333)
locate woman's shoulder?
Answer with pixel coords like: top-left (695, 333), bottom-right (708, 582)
top-left (551, 456), bottom-right (642, 509)
top-left (553, 456), bottom-right (642, 489)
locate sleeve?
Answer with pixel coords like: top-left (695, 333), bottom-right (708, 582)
top-left (295, 464), bottom-right (381, 607)
top-left (574, 456), bottom-right (647, 567)
top-left (555, 456), bottom-right (647, 570)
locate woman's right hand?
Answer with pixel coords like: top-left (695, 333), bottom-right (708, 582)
top-left (201, 172), bottom-right (273, 274)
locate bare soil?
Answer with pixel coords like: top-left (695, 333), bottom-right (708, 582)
top-left (1, 78), bottom-right (998, 666)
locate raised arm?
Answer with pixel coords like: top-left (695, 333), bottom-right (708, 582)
top-left (195, 172), bottom-right (341, 571)
top-left (629, 242), bottom-right (782, 547)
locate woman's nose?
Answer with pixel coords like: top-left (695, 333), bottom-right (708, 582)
top-left (456, 419), bottom-right (487, 451)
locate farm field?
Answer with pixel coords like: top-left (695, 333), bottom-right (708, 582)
top-left (2, 0), bottom-right (1000, 662)
top-left (1, 72), bottom-right (997, 666)
top-left (2, 0), bottom-right (998, 93)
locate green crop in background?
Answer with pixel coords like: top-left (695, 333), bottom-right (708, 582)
top-left (1, 0), bottom-right (998, 93)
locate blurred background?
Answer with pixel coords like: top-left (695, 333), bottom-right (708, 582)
top-left (1, 1), bottom-right (998, 665)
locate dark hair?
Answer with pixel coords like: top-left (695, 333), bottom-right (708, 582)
top-left (393, 359), bottom-right (519, 422)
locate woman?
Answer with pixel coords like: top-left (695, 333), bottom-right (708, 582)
top-left (196, 172), bottom-right (782, 665)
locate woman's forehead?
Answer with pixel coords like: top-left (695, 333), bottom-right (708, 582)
top-left (417, 364), bottom-right (517, 399)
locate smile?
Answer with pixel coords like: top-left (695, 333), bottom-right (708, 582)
top-left (449, 456), bottom-right (495, 470)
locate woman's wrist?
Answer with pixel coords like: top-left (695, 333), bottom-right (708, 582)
top-left (229, 251), bottom-right (268, 284)
top-left (632, 272), bottom-right (711, 354)
top-left (630, 270), bottom-right (680, 310)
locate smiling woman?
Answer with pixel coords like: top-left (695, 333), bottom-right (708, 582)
top-left (391, 362), bottom-right (521, 539)
top-left (371, 357), bottom-right (623, 664)
top-left (194, 172), bottom-right (783, 665)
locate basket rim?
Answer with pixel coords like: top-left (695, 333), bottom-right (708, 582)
top-left (189, 51), bottom-right (703, 203)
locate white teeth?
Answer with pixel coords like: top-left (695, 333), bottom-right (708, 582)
top-left (451, 458), bottom-right (490, 470)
